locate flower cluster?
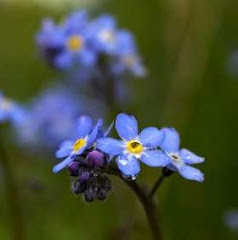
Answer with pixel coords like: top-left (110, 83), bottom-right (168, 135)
top-left (53, 113), bottom-right (204, 201)
top-left (36, 11), bottom-right (146, 78)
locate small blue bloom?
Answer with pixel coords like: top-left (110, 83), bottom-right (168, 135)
top-left (97, 113), bottom-right (166, 178)
top-left (160, 128), bottom-right (205, 182)
top-left (53, 116), bottom-right (103, 173)
top-left (37, 11), bottom-right (96, 70)
top-left (0, 92), bottom-right (26, 126)
top-left (224, 210), bottom-right (238, 231)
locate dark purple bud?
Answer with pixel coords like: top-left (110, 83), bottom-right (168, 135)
top-left (84, 185), bottom-right (97, 202)
top-left (97, 188), bottom-right (108, 201)
top-left (71, 179), bottom-right (87, 195)
top-left (68, 161), bottom-right (80, 176)
top-left (79, 170), bottom-right (92, 182)
top-left (86, 150), bottom-right (106, 167)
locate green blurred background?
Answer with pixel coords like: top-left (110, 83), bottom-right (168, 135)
top-left (0, 0), bottom-right (238, 239)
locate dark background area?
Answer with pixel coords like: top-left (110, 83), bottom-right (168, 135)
top-left (0, 0), bottom-right (238, 239)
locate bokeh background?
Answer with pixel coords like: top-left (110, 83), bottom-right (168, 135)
top-left (0, 0), bottom-right (238, 239)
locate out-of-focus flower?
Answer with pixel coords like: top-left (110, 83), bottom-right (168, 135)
top-left (0, 92), bottom-right (26, 126)
top-left (53, 115), bottom-right (103, 173)
top-left (15, 85), bottom-right (105, 150)
top-left (37, 11), bottom-right (96, 70)
top-left (97, 113), bottom-right (166, 178)
top-left (224, 210), bottom-right (238, 231)
top-left (160, 128), bottom-right (205, 182)
top-left (36, 11), bottom-right (147, 78)
top-left (227, 50), bottom-right (238, 78)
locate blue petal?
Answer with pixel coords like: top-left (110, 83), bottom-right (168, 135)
top-left (55, 140), bottom-right (74, 158)
top-left (140, 150), bottom-right (170, 167)
top-left (87, 119), bottom-right (103, 146)
top-left (54, 52), bottom-right (72, 70)
top-left (179, 148), bottom-right (205, 165)
top-left (115, 113), bottom-right (138, 140)
top-left (75, 115), bottom-right (93, 139)
top-left (116, 155), bottom-right (140, 177)
top-left (179, 165), bottom-right (204, 182)
top-left (161, 128), bottom-right (180, 153)
top-left (139, 127), bottom-right (165, 148)
top-left (52, 156), bottom-right (73, 173)
top-left (79, 49), bottom-right (96, 66)
top-left (97, 137), bottom-right (124, 155)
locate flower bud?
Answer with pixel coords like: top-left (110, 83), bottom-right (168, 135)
top-left (86, 150), bottom-right (106, 167)
top-left (68, 161), bottom-right (80, 176)
top-left (84, 185), bottom-right (97, 202)
top-left (71, 179), bottom-right (87, 195)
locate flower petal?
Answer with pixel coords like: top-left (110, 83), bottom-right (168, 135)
top-left (140, 150), bottom-right (170, 167)
top-left (116, 155), bottom-right (140, 177)
top-left (97, 137), bottom-right (124, 155)
top-left (54, 52), bottom-right (72, 70)
top-left (179, 148), bottom-right (205, 165)
top-left (139, 127), bottom-right (165, 148)
top-left (179, 165), bottom-right (204, 182)
top-left (55, 140), bottom-right (74, 158)
top-left (115, 113), bottom-right (138, 140)
top-left (52, 156), bottom-right (73, 173)
top-left (75, 115), bottom-right (93, 139)
top-left (87, 119), bottom-right (103, 146)
top-left (161, 128), bottom-right (180, 153)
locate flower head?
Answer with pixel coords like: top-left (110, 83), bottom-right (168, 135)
top-left (160, 128), bottom-right (205, 182)
top-left (0, 92), bottom-right (26, 126)
top-left (97, 113), bottom-right (166, 178)
top-left (53, 115), bottom-right (103, 173)
top-left (36, 11), bottom-right (96, 70)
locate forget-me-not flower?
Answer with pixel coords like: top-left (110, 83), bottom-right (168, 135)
top-left (37, 11), bottom-right (96, 70)
top-left (160, 128), bottom-right (205, 182)
top-left (97, 113), bottom-right (167, 177)
top-left (53, 116), bottom-right (103, 173)
top-left (0, 92), bottom-right (25, 126)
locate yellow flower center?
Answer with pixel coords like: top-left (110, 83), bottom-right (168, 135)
top-left (67, 35), bottom-right (83, 51)
top-left (73, 138), bottom-right (86, 152)
top-left (126, 140), bottom-right (144, 154)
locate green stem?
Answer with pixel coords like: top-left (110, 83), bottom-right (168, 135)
top-left (0, 139), bottom-right (24, 240)
top-left (149, 174), bottom-right (165, 200)
top-left (106, 166), bottom-right (162, 240)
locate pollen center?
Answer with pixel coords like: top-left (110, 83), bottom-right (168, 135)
top-left (170, 153), bottom-right (181, 163)
top-left (67, 35), bottom-right (83, 51)
top-left (126, 140), bottom-right (144, 154)
top-left (73, 138), bottom-right (86, 152)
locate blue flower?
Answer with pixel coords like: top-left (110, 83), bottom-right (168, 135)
top-left (36, 11), bottom-right (96, 70)
top-left (97, 113), bottom-right (167, 178)
top-left (0, 92), bottom-right (26, 126)
top-left (160, 128), bottom-right (205, 182)
top-left (53, 116), bottom-right (103, 173)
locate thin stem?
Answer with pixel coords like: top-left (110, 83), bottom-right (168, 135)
top-left (0, 138), bottom-right (24, 240)
top-left (106, 166), bottom-right (162, 240)
top-left (149, 174), bottom-right (165, 199)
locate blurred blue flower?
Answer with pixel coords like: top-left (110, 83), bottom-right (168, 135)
top-left (15, 85), bottom-right (106, 150)
top-left (53, 116), bottom-right (103, 173)
top-left (0, 92), bottom-right (26, 126)
top-left (224, 210), bottom-right (238, 231)
top-left (37, 10), bottom-right (96, 70)
top-left (160, 128), bottom-right (205, 182)
top-left (97, 113), bottom-right (166, 178)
